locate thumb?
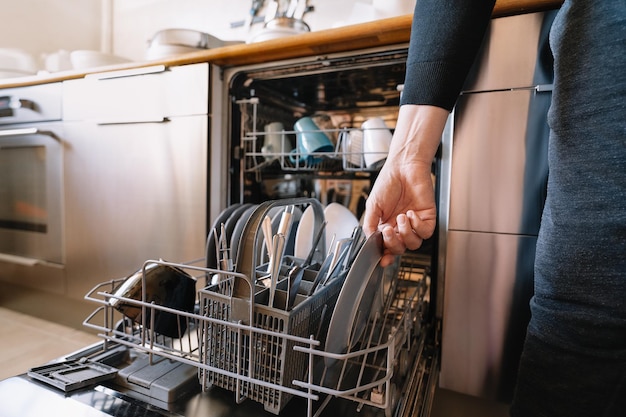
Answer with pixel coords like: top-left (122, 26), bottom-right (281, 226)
top-left (362, 204), bottom-right (382, 237)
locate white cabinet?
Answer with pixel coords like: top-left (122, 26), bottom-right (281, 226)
top-left (61, 63), bottom-right (209, 299)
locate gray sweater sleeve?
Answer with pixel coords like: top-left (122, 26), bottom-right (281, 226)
top-left (400, 0), bottom-right (496, 111)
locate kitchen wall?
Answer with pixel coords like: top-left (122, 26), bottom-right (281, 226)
top-left (0, 0), bottom-right (101, 69)
top-left (0, 0), bottom-right (415, 71)
top-left (111, 0), bottom-right (415, 61)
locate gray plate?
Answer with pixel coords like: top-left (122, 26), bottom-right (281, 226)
top-left (323, 231), bottom-right (384, 366)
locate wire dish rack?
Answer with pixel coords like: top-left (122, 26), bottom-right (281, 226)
top-left (83, 201), bottom-right (434, 416)
top-left (84, 256), bottom-right (432, 417)
top-left (237, 98), bottom-right (391, 174)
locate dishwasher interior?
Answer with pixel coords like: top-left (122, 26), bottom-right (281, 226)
top-left (224, 47), bottom-right (440, 415)
top-left (71, 47), bottom-right (441, 417)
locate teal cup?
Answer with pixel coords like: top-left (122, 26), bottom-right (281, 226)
top-left (290, 116), bottom-right (334, 164)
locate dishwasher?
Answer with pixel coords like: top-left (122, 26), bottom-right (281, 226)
top-left (0, 10), bottom-right (555, 417)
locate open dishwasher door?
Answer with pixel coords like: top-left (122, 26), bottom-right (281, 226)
top-left (214, 43), bottom-right (442, 416)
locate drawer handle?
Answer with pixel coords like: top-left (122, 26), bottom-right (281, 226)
top-left (86, 65), bottom-right (168, 80)
top-left (95, 117), bottom-right (170, 126)
top-left (0, 127), bottom-right (59, 141)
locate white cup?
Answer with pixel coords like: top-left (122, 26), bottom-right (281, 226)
top-left (43, 50), bottom-right (72, 72)
top-left (341, 129), bottom-right (364, 168)
top-left (262, 122), bottom-right (292, 161)
top-left (361, 117), bottom-right (392, 168)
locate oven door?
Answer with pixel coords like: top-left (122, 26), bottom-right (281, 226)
top-left (0, 126), bottom-right (63, 265)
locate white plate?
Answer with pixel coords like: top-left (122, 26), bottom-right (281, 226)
top-left (324, 202), bottom-right (359, 249)
top-left (324, 231), bottom-right (384, 366)
top-left (294, 205), bottom-right (315, 259)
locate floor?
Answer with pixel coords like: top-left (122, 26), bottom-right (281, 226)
top-left (0, 281), bottom-right (510, 416)
top-left (0, 281), bottom-right (100, 381)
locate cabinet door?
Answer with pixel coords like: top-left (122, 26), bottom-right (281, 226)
top-left (63, 116), bottom-right (207, 299)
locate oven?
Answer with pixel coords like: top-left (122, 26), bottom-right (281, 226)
top-left (0, 83), bottom-right (64, 266)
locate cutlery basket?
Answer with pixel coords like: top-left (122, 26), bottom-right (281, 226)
top-left (199, 267), bottom-right (344, 414)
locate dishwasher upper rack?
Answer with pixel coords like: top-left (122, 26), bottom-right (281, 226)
top-left (83, 255), bottom-right (431, 417)
top-left (237, 98), bottom-right (390, 174)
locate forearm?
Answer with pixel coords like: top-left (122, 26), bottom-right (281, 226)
top-left (388, 104), bottom-right (449, 167)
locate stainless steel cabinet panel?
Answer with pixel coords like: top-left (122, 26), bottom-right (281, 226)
top-left (440, 231), bottom-right (536, 401)
top-left (463, 12), bottom-right (546, 92)
top-left (438, 10), bottom-right (555, 403)
top-left (448, 89), bottom-right (549, 236)
top-left (62, 117), bottom-right (207, 299)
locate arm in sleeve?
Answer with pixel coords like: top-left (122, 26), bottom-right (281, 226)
top-left (401, 0), bottom-right (496, 111)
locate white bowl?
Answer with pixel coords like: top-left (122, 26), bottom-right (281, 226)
top-left (146, 29), bottom-right (242, 60)
top-left (0, 48), bottom-right (37, 75)
top-left (145, 44), bottom-right (205, 60)
top-left (70, 50), bottom-right (131, 70)
top-left (43, 50), bottom-right (72, 72)
top-left (0, 69), bottom-right (35, 79)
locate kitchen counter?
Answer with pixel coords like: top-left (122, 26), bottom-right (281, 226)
top-left (0, 0), bottom-right (561, 89)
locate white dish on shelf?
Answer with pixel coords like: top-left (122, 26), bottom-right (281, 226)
top-left (0, 69), bottom-right (35, 79)
top-left (70, 50), bottom-right (131, 70)
top-left (146, 28), bottom-right (242, 60)
top-left (0, 48), bottom-right (37, 75)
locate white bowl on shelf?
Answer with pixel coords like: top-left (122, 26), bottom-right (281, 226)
top-left (69, 50), bottom-right (131, 70)
top-left (145, 28), bottom-right (242, 60)
top-left (0, 48), bottom-right (37, 77)
top-left (145, 44), bottom-right (206, 60)
top-left (0, 69), bottom-right (36, 79)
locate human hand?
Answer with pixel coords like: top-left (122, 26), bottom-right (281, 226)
top-left (363, 160), bottom-right (436, 266)
top-left (362, 105), bottom-right (447, 266)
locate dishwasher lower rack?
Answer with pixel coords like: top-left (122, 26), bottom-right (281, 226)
top-left (83, 256), bottom-right (432, 417)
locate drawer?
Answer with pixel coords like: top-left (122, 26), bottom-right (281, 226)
top-left (63, 63), bottom-right (209, 122)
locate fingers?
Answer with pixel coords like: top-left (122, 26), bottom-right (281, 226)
top-left (380, 252), bottom-right (398, 268)
top-left (407, 210), bottom-right (435, 240)
top-left (396, 213), bottom-right (423, 251)
top-left (378, 211), bottom-right (431, 266)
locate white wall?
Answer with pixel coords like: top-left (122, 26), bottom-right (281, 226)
top-left (0, 0), bottom-right (101, 70)
top-left (0, 0), bottom-right (415, 72)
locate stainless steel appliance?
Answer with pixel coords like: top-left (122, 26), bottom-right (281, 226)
top-left (0, 10), bottom-right (557, 417)
top-left (0, 83), bottom-right (64, 266)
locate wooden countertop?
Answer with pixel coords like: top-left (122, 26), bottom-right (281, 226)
top-left (0, 0), bottom-right (561, 89)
